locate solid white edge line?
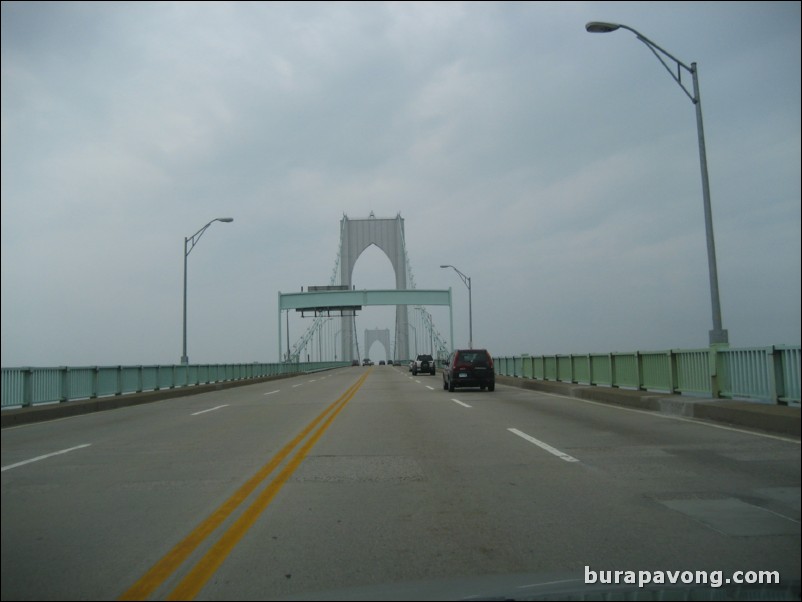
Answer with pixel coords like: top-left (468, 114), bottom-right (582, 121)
top-left (508, 428), bottom-right (579, 462)
top-left (2, 444), bottom-right (92, 472)
top-left (451, 398), bottom-right (472, 408)
top-left (191, 404), bottom-right (229, 416)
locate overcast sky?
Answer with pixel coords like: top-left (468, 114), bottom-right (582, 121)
top-left (2, 1), bottom-right (800, 367)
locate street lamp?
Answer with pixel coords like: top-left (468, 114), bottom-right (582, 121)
top-left (181, 217), bottom-right (234, 364)
top-left (440, 264), bottom-right (472, 349)
top-left (585, 21), bottom-right (728, 346)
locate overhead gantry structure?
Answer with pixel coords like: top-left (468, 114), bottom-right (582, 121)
top-left (278, 287), bottom-right (453, 363)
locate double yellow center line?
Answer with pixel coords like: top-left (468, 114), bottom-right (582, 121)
top-left (119, 370), bottom-right (370, 601)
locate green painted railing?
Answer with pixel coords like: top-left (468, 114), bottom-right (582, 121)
top-left (495, 346), bottom-right (800, 405)
top-left (1, 361), bottom-right (349, 409)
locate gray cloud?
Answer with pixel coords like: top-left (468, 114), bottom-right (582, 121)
top-left (2, 1), bottom-right (799, 366)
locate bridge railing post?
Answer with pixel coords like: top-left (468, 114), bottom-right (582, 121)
top-left (22, 368), bottom-right (33, 407)
top-left (767, 346), bottom-right (780, 404)
top-left (587, 354), bottom-right (593, 386)
top-left (668, 350), bottom-right (677, 394)
top-left (709, 345), bottom-right (722, 399)
top-left (59, 367), bottom-right (69, 402)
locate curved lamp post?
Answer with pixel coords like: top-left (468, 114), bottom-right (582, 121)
top-left (586, 21), bottom-right (728, 346)
top-left (440, 264), bottom-right (472, 349)
top-left (181, 217), bottom-right (234, 364)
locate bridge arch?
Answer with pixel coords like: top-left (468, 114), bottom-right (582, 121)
top-left (364, 328), bottom-right (391, 363)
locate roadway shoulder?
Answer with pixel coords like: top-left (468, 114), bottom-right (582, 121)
top-left (495, 375), bottom-right (800, 438)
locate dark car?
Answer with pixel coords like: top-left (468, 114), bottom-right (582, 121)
top-left (442, 349), bottom-right (495, 392)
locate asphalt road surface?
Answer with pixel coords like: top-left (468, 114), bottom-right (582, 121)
top-left (2, 366), bottom-right (800, 600)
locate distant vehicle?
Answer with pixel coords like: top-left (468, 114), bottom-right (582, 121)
top-left (387, 360), bottom-right (393, 365)
top-left (362, 358), bottom-right (373, 366)
top-left (442, 349), bottom-right (495, 391)
top-left (412, 354), bottom-right (435, 376)
top-left (351, 359), bottom-right (360, 366)
top-left (379, 360), bottom-right (386, 365)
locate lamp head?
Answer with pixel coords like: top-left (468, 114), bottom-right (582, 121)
top-left (585, 21), bottom-right (620, 33)
top-left (218, 217), bottom-right (234, 223)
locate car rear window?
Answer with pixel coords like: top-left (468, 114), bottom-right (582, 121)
top-left (457, 351), bottom-right (490, 364)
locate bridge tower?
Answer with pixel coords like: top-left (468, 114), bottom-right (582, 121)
top-left (340, 213), bottom-right (409, 362)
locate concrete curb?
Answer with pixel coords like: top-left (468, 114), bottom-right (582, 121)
top-left (496, 375), bottom-right (800, 438)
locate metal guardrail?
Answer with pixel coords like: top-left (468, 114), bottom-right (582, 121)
top-left (5, 348), bottom-right (800, 408)
top-left (495, 346), bottom-right (801, 405)
top-left (1, 361), bottom-right (350, 409)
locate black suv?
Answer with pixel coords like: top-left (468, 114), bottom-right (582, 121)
top-left (443, 349), bottom-right (495, 391)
